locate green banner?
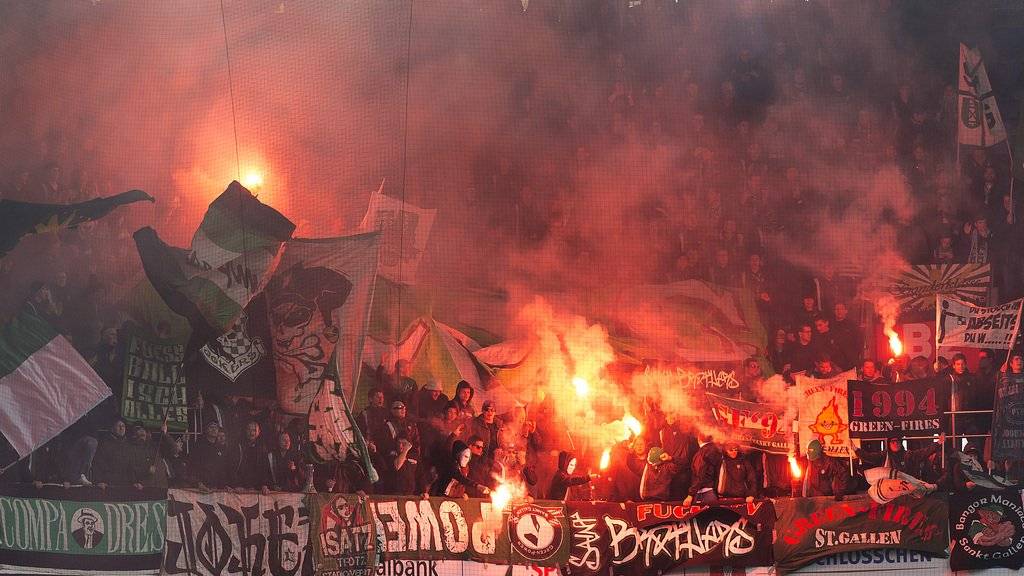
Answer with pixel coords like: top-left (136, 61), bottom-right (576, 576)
top-left (0, 486), bottom-right (165, 572)
top-left (773, 495), bottom-right (949, 574)
top-left (120, 329), bottom-right (188, 431)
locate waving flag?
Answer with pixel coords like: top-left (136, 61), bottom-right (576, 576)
top-left (0, 306), bottom-right (110, 469)
top-left (959, 43), bottom-right (1007, 147)
top-left (134, 181), bottom-right (294, 341)
top-left (266, 233), bottom-right (380, 414)
top-left (0, 189), bottom-right (153, 257)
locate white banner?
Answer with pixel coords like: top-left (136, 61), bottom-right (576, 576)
top-left (936, 295), bottom-right (1023, 350)
top-left (162, 489), bottom-right (310, 576)
top-left (796, 370), bottom-right (859, 459)
top-left (359, 182), bottom-right (435, 285)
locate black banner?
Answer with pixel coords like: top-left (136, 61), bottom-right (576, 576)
top-left (992, 373), bottom-right (1024, 460)
top-left (773, 495), bottom-right (948, 575)
top-left (121, 327), bottom-right (189, 431)
top-left (950, 489), bottom-right (1024, 571)
top-left (846, 377), bottom-right (948, 439)
top-left (187, 293), bottom-right (278, 398)
top-left (560, 500), bottom-right (775, 576)
top-left (0, 485), bottom-right (165, 573)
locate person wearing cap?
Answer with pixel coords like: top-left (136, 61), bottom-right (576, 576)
top-left (683, 435), bottom-right (723, 506)
top-left (717, 442), bottom-right (759, 501)
top-left (640, 445), bottom-right (679, 501)
top-left (803, 439), bottom-right (851, 499)
top-left (413, 378), bottom-right (449, 422)
top-left (467, 400), bottom-right (502, 456)
top-left (187, 420), bottom-right (233, 489)
top-left (378, 399), bottom-right (422, 495)
top-left (547, 451), bottom-right (597, 501)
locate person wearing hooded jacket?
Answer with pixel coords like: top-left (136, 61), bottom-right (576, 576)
top-left (684, 435), bottom-right (722, 505)
top-left (855, 435), bottom-right (942, 475)
top-left (718, 442), bottom-right (760, 500)
top-left (413, 379), bottom-right (450, 422)
top-left (547, 451), bottom-right (596, 501)
top-left (802, 440), bottom-right (851, 498)
top-left (453, 381), bottom-right (476, 422)
top-left (640, 446), bottom-right (679, 501)
top-left (431, 440), bottom-right (490, 498)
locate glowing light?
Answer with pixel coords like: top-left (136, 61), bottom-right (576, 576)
top-left (241, 170), bottom-right (264, 191)
top-left (886, 329), bottom-right (903, 357)
top-left (623, 414), bottom-right (642, 437)
top-left (572, 376), bottom-right (590, 397)
top-left (599, 448), bottom-right (611, 470)
top-left (789, 455), bottom-right (802, 479)
top-left (490, 482), bottom-right (513, 512)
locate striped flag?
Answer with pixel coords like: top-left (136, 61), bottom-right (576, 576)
top-left (0, 307), bottom-right (110, 469)
top-left (134, 181), bottom-right (294, 340)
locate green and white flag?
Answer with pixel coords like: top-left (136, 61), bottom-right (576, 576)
top-left (0, 307), bottom-right (110, 469)
top-left (134, 181), bottom-right (295, 340)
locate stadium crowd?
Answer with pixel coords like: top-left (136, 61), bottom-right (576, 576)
top-left (0, 1), bottom-right (1020, 499)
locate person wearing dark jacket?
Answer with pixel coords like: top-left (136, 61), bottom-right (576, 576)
top-left (188, 421), bottom-right (234, 489)
top-left (268, 432), bottom-right (305, 492)
top-left (718, 442), bottom-right (759, 500)
top-left (413, 379), bottom-right (450, 422)
top-left (453, 381), bottom-right (476, 422)
top-left (547, 451), bottom-right (596, 501)
top-left (610, 436), bottom-right (647, 502)
top-left (855, 436), bottom-right (942, 475)
top-left (92, 418), bottom-right (140, 488)
top-left (236, 421), bottom-right (273, 491)
top-left (467, 401), bottom-right (501, 455)
top-left (802, 440), bottom-right (850, 498)
top-left (431, 441), bottom-right (489, 498)
top-left (684, 436), bottom-right (722, 505)
top-left (640, 446), bottom-right (679, 501)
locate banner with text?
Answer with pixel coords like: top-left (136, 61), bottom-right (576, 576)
top-left (886, 263), bottom-right (991, 314)
top-left (936, 296), bottom-right (1023, 350)
top-left (773, 495), bottom-right (948, 575)
top-left (162, 489), bottom-right (311, 576)
top-left (846, 377), bottom-right (948, 440)
top-left (560, 500), bottom-right (774, 576)
top-left (309, 492), bottom-right (377, 576)
top-left (308, 496), bottom-right (569, 568)
top-left (992, 374), bottom-right (1024, 460)
top-left (796, 370), bottom-right (858, 458)
top-left (706, 393), bottom-right (792, 455)
top-left (121, 328), bottom-right (188, 432)
top-left (950, 489), bottom-right (1024, 571)
top-left (0, 485), bottom-right (165, 574)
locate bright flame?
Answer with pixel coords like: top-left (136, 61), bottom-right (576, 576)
top-left (599, 448), bottom-right (611, 470)
top-left (572, 376), bottom-right (590, 397)
top-left (788, 455), bottom-right (802, 479)
top-left (623, 414), bottom-right (642, 437)
top-left (241, 170), bottom-right (264, 191)
top-left (490, 483), bottom-right (513, 512)
top-left (886, 329), bottom-right (903, 357)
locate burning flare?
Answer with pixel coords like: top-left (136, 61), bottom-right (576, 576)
top-left (572, 376), bottom-right (590, 397)
top-left (599, 447), bottom-right (611, 470)
top-left (887, 329), bottom-right (903, 358)
top-left (788, 455), bottom-right (802, 479)
top-left (241, 170), bottom-right (264, 191)
top-left (622, 414), bottom-right (642, 437)
top-left (490, 482), bottom-right (513, 512)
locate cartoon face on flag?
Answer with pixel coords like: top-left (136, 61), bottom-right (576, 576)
top-left (796, 370), bottom-right (858, 458)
